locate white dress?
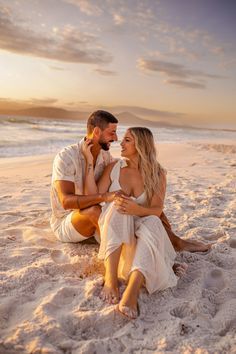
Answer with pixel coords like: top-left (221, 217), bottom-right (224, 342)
top-left (98, 159), bottom-right (178, 294)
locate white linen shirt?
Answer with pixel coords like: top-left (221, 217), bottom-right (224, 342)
top-left (50, 139), bottom-right (113, 232)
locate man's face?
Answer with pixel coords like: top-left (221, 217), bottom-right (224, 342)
top-left (98, 123), bottom-right (118, 150)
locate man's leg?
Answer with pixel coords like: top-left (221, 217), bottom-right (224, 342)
top-left (71, 205), bottom-right (101, 237)
top-left (160, 212), bottom-right (211, 252)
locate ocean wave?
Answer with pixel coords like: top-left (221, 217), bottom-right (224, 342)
top-left (0, 117), bottom-right (38, 125)
top-left (31, 125), bottom-right (85, 134)
top-left (0, 137), bottom-right (79, 148)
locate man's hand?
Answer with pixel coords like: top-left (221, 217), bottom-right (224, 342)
top-left (102, 190), bottom-right (125, 203)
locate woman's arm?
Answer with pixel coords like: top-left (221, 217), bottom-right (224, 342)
top-left (97, 162), bottom-right (117, 194)
top-left (82, 139), bottom-right (98, 195)
top-left (115, 170), bottom-right (166, 217)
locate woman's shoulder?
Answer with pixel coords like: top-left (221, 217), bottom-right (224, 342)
top-left (103, 160), bottom-right (118, 173)
top-left (106, 158), bottom-right (127, 168)
top-left (109, 158), bottom-right (127, 181)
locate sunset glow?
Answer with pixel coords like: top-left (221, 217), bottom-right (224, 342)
top-left (0, 0), bottom-right (235, 127)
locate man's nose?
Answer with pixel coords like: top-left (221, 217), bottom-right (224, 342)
top-left (114, 133), bottom-right (118, 141)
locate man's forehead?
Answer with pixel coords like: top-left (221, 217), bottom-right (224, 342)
top-left (105, 123), bottom-right (117, 132)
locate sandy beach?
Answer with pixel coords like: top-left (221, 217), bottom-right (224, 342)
top-left (0, 141), bottom-right (236, 354)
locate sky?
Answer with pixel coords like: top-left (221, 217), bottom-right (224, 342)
top-left (0, 0), bottom-right (235, 127)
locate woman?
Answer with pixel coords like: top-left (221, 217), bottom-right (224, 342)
top-left (83, 127), bottom-right (187, 319)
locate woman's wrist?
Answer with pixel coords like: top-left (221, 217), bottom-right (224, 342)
top-left (86, 161), bottom-right (94, 174)
top-left (136, 205), bottom-right (147, 217)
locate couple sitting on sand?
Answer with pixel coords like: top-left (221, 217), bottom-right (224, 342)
top-left (50, 110), bottom-right (210, 319)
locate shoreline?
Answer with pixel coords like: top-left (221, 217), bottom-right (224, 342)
top-left (0, 139), bottom-right (236, 166)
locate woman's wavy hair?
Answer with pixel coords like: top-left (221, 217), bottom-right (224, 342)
top-left (128, 127), bottom-right (164, 206)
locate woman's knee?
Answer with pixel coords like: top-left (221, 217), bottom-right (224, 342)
top-left (139, 215), bottom-right (163, 231)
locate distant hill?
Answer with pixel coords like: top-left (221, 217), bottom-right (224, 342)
top-left (116, 111), bottom-right (177, 127)
top-left (0, 106), bottom-right (183, 128)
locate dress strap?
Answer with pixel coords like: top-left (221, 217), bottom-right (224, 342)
top-left (110, 159), bottom-right (122, 182)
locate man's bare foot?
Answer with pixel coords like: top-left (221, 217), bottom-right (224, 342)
top-left (173, 262), bottom-right (188, 277)
top-left (100, 279), bottom-right (119, 304)
top-left (176, 239), bottom-right (212, 253)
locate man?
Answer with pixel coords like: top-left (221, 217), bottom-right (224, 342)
top-left (50, 110), bottom-right (209, 251)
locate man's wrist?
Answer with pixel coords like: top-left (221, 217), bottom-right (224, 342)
top-left (77, 196), bottom-right (80, 209)
top-left (101, 192), bottom-right (107, 202)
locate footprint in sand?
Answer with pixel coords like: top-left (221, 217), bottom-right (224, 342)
top-left (229, 239), bottom-right (236, 249)
top-left (203, 269), bottom-right (226, 293)
top-left (170, 302), bottom-right (193, 319)
top-left (50, 250), bottom-right (70, 264)
top-left (0, 195), bottom-right (12, 199)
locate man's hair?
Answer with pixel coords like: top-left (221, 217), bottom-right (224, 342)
top-left (87, 110), bottom-right (118, 134)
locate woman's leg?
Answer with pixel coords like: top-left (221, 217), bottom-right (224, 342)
top-left (118, 269), bottom-right (144, 319)
top-left (100, 245), bottom-right (122, 304)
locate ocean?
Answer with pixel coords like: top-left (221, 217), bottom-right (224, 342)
top-left (0, 115), bottom-right (236, 158)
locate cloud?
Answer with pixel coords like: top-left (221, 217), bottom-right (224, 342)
top-left (50, 66), bottom-right (67, 71)
top-left (0, 97), bottom-right (58, 110)
top-left (94, 68), bottom-right (117, 76)
top-left (0, 8), bottom-right (112, 64)
top-left (113, 14), bottom-right (125, 25)
top-left (63, 0), bottom-right (103, 16)
top-left (27, 98), bottom-right (59, 106)
top-left (164, 79), bottom-right (206, 89)
top-left (137, 58), bottom-right (224, 89)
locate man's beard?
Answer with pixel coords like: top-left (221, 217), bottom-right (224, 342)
top-left (99, 140), bottom-right (113, 151)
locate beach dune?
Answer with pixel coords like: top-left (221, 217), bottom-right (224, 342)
top-left (0, 142), bottom-right (235, 353)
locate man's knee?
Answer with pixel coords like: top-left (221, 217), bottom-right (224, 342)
top-left (81, 205), bottom-right (101, 224)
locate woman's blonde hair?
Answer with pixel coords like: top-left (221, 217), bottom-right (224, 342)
top-left (128, 127), bottom-right (164, 206)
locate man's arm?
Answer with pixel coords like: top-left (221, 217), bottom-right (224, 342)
top-left (55, 180), bottom-right (114, 210)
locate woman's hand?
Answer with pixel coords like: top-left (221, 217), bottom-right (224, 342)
top-left (82, 138), bottom-right (93, 163)
top-left (114, 194), bottom-right (141, 215)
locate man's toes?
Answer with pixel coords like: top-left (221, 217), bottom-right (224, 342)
top-left (174, 262), bottom-right (188, 277)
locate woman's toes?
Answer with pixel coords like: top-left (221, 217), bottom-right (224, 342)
top-left (116, 304), bottom-right (138, 319)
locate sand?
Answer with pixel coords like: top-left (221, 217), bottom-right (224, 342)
top-left (0, 142), bottom-right (235, 354)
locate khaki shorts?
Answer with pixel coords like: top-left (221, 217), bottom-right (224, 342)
top-left (54, 212), bottom-right (88, 243)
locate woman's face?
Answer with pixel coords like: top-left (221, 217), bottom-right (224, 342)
top-left (120, 130), bottom-right (137, 158)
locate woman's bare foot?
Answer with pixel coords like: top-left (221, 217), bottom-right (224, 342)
top-left (173, 262), bottom-right (188, 277)
top-left (116, 302), bottom-right (139, 320)
top-left (116, 287), bottom-right (139, 319)
top-left (100, 278), bottom-right (119, 304)
top-left (176, 239), bottom-right (212, 253)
